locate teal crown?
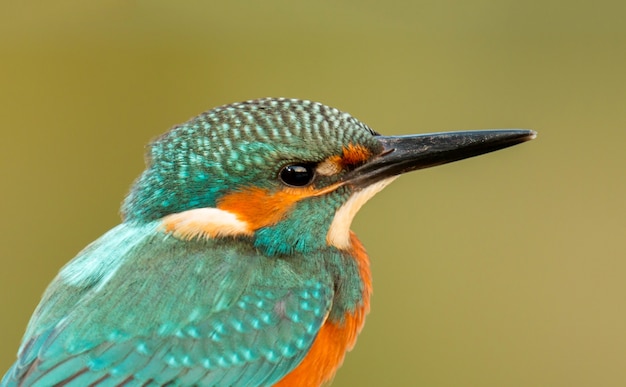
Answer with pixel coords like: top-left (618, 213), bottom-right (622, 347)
top-left (123, 98), bottom-right (381, 224)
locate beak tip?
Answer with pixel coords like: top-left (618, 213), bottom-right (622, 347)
top-left (517, 129), bottom-right (537, 141)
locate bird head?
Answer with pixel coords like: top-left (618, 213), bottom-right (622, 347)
top-left (122, 98), bottom-right (534, 255)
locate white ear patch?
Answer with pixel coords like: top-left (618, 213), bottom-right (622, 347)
top-left (327, 177), bottom-right (398, 250)
top-left (162, 207), bottom-right (253, 240)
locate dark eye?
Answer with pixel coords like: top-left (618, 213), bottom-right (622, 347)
top-left (279, 164), bottom-right (316, 187)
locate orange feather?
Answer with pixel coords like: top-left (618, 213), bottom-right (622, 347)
top-left (217, 184), bottom-right (340, 231)
top-left (275, 232), bottom-right (372, 386)
top-left (340, 144), bottom-right (372, 168)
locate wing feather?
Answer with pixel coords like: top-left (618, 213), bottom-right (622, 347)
top-left (2, 223), bottom-right (333, 387)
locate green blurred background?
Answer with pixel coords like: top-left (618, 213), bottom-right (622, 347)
top-left (1, 1), bottom-right (625, 386)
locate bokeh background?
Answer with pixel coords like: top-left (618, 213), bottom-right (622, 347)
top-left (1, 1), bottom-right (625, 386)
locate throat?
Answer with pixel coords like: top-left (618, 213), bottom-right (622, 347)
top-left (327, 177), bottom-right (397, 250)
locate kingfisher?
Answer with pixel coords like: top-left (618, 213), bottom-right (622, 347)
top-left (2, 98), bottom-right (535, 387)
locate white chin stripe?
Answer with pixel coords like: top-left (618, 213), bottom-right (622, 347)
top-left (327, 177), bottom-right (398, 250)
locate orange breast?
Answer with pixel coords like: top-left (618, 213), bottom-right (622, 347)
top-left (275, 232), bottom-right (372, 387)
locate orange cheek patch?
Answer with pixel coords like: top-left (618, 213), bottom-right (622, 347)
top-left (162, 183), bottom-right (344, 241)
top-left (217, 184), bottom-right (340, 231)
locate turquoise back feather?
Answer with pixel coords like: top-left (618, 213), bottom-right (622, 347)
top-left (3, 222), bottom-right (367, 386)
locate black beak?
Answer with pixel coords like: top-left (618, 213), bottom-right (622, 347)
top-left (345, 129), bottom-right (536, 187)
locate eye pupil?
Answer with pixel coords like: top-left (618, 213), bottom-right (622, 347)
top-left (280, 164), bottom-right (315, 187)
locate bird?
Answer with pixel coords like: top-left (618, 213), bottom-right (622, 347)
top-left (2, 98), bottom-right (535, 387)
